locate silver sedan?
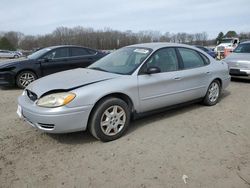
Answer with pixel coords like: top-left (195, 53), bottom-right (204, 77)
top-left (224, 40), bottom-right (250, 79)
top-left (17, 43), bottom-right (230, 141)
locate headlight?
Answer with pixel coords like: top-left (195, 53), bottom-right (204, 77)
top-left (37, 92), bottom-right (76, 108)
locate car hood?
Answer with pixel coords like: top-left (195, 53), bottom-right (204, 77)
top-left (26, 68), bottom-right (120, 97)
top-left (0, 58), bottom-right (30, 68)
top-left (217, 43), bottom-right (231, 47)
top-left (224, 53), bottom-right (250, 62)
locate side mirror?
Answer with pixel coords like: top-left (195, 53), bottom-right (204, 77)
top-left (146, 66), bottom-right (161, 74)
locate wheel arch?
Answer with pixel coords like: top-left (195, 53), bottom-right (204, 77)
top-left (212, 78), bottom-right (222, 88)
top-left (87, 92), bottom-right (135, 129)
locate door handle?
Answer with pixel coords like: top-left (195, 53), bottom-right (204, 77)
top-left (205, 71), bottom-right (211, 75)
top-left (174, 77), bottom-right (182, 80)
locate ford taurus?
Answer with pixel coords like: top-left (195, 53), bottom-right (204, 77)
top-left (17, 43), bottom-right (230, 141)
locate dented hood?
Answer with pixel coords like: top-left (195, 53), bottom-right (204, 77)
top-left (26, 68), bottom-right (119, 97)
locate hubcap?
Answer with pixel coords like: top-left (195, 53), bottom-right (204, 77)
top-left (100, 105), bottom-right (126, 136)
top-left (19, 73), bottom-right (36, 87)
top-left (208, 82), bottom-right (219, 103)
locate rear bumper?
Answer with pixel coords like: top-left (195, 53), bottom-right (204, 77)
top-left (18, 95), bottom-right (93, 133)
top-left (0, 71), bottom-right (15, 86)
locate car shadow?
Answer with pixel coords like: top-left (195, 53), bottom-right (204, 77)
top-left (48, 131), bottom-right (97, 145)
top-left (128, 89), bottom-right (231, 134)
top-left (128, 103), bottom-right (202, 134)
top-left (0, 86), bottom-right (20, 90)
top-left (231, 78), bottom-right (250, 83)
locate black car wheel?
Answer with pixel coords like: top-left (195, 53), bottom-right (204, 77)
top-left (16, 71), bottom-right (37, 89)
top-left (89, 97), bottom-right (130, 142)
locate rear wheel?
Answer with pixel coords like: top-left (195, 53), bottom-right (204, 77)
top-left (16, 71), bottom-right (37, 89)
top-left (203, 80), bottom-right (221, 106)
top-left (89, 97), bottom-right (130, 142)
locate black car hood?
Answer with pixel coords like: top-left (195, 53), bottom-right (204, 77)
top-left (0, 58), bottom-right (31, 69)
top-left (26, 68), bottom-right (120, 98)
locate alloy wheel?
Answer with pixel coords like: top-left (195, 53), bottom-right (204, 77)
top-left (208, 82), bottom-right (219, 103)
top-left (100, 105), bottom-right (126, 136)
top-left (19, 72), bottom-right (36, 87)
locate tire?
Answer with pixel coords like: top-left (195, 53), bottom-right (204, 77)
top-left (16, 71), bottom-right (37, 89)
top-left (203, 80), bottom-right (221, 106)
top-left (89, 97), bottom-right (131, 142)
top-left (14, 55), bottom-right (18, 58)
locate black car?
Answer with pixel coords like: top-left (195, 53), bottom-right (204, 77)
top-left (195, 45), bottom-right (216, 58)
top-left (0, 45), bottom-right (106, 88)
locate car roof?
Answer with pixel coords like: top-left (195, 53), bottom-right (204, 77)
top-left (127, 42), bottom-right (196, 51)
top-left (42, 45), bottom-right (95, 50)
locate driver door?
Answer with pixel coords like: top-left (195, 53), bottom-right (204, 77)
top-left (138, 48), bottom-right (184, 112)
top-left (40, 47), bottom-right (70, 76)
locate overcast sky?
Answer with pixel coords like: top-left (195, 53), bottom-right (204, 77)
top-left (0, 0), bottom-right (249, 38)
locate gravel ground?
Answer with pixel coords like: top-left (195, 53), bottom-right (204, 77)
top-left (0, 79), bottom-right (250, 188)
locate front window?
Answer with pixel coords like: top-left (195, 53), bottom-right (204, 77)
top-left (88, 47), bottom-right (152, 75)
top-left (28, 48), bottom-right (51, 59)
top-left (233, 43), bottom-right (250, 53)
top-left (43, 48), bottom-right (69, 59)
top-left (145, 48), bottom-right (178, 72)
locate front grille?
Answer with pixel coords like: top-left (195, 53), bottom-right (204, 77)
top-left (26, 90), bottom-right (38, 101)
top-left (37, 123), bottom-right (55, 129)
top-left (217, 46), bottom-right (225, 52)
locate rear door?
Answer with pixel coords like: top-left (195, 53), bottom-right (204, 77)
top-left (137, 47), bottom-right (211, 113)
top-left (68, 47), bottom-right (97, 68)
top-left (40, 47), bottom-right (70, 76)
top-left (175, 47), bottom-right (212, 100)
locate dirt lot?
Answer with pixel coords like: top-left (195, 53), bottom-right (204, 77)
top-left (0, 80), bottom-right (250, 188)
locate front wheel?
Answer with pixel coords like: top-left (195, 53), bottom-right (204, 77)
top-left (16, 71), bottom-right (37, 89)
top-left (89, 98), bottom-right (130, 142)
top-left (203, 80), bottom-right (221, 106)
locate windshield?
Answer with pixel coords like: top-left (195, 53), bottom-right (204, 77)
top-left (27, 48), bottom-right (51, 59)
top-left (221, 39), bottom-right (233, 44)
top-left (88, 47), bottom-right (152, 75)
top-left (233, 43), bottom-right (250, 53)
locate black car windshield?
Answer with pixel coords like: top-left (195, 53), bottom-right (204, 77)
top-left (233, 43), bottom-right (250, 53)
top-left (27, 48), bottom-right (51, 59)
top-left (88, 47), bottom-right (152, 75)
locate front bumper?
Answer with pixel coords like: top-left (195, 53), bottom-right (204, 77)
top-left (229, 68), bottom-right (250, 79)
top-left (17, 95), bottom-right (93, 133)
top-left (0, 71), bottom-right (15, 86)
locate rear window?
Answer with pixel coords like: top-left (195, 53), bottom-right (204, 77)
top-left (71, 48), bottom-right (89, 57)
top-left (178, 48), bottom-right (206, 69)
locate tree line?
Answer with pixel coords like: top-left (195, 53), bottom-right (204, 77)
top-left (0, 27), bottom-right (250, 51)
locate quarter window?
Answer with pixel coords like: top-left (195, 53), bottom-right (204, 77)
top-left (178, 48), bottom-right (205, 69)
top-left (146, 48), bottom-right (178, 72)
